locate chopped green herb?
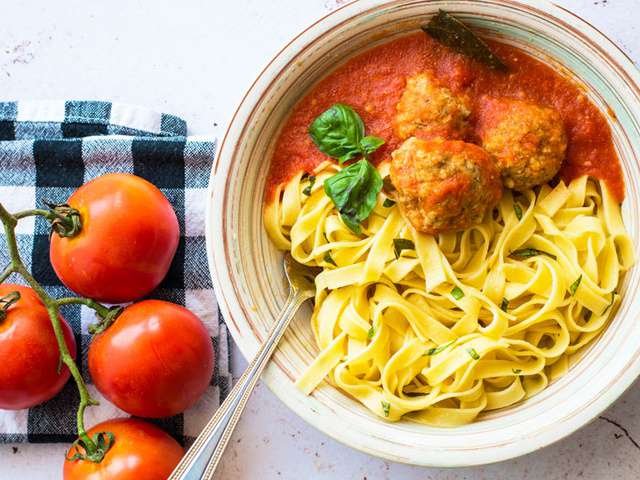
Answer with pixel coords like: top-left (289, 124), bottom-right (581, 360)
top-left (382, 198), bottom-right (396, 208)
top-left (323, 251), bottom-right (337, 266)
top-left (324, 159), bottom-right (383, 234)
top-left (500, 298), bottom-right (509, 312)
top-left (451, 286), bottom-right (464, 300)
top-left (510, 248), bottom-right (557, 261)
top-left (393, 238), bottom-right (415, 259)
top-left (302, 175), bottom-right (316, 196)
top-left (381, 401), bottom-right (391, 417)
top-left (512, 368), bottom-right (522, 374)
top-left (513, 203), bottom-right (523, 220)
top-left (367, 326), bottom-right (375, 340)
top-left (382, 175), bottom-right (396, 193)
top-left (422, 10), bottom-right (508, 71)
top-left (569, 275), bottom-right (582, 296)
top-left (309, 104), bottom-right (384, 165)
top-left (424, 340), bottom-right (455, 356)
top-left (467, 348), bottom-right (480, 360)
top-left (602, 292), bottom-right (616, 316)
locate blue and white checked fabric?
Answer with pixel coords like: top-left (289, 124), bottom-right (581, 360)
top-left (0, 101), bottom-right (231, 444)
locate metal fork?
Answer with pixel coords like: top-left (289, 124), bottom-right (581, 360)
top-left (168, 254), bottom-right (318, 480)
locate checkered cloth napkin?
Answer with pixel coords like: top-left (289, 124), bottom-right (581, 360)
top-left (0, 100), bottom-right (232, 444)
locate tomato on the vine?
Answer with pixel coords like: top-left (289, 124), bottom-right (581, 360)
top-left (49, 173), bottom-right (180, 303)
top-left (0, 284), bottom-right (76, 410)
top-left (89, 300), bottom-right (214, 418)
top-left (63, 418), bottom-right (183, 480)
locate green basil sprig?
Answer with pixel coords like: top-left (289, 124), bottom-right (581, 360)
top-left (323, 159), bottom-right (382, 234)
top-left (310, 104), bottom-right (385, 234)
top-left (309, 104), bottom-right (384, 165)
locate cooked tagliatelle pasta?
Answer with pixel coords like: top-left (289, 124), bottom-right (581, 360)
top-left (264, 161), bottom-right (634, 426)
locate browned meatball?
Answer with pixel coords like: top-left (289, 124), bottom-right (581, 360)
top-left (394, 72), bottom-right (471, 141)
top-left (390, 138), bottom-right (502, 234)
top-left (477, 97), bottom-right (567, 191)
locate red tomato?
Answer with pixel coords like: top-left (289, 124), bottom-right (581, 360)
top-left (49, 173), bottom-right (180, 303)
top-left (63, 418), bottom-right (183, 480)
top-left (0, 284), bottom-right (76, 409)
top-left (88, 300), bottom-right (214, 418)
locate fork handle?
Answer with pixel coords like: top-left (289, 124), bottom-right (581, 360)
top-left (168, 290), bottom-right (308, 480)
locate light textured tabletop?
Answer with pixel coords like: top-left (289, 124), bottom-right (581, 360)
top-left (1, 1), bottom-right (639, 479)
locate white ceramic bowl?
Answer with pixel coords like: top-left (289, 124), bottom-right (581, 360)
top-left (206, 0), bottom-right (640, 467)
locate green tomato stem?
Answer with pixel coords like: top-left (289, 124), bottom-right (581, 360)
top-left (0, 291), bottom-right (21, 323)
top-left (57, 297), bottom-right (112, 319)
top-left (57, 297), bottom-right (123, 335)
top-left (0, 202), bottom-right (101, 458)
top-left (14, 204), bottom-right (82, 238)
top-left (0, 264), bottom-right (14, 284)
top-left (13, 208), bottom-right (60, 221)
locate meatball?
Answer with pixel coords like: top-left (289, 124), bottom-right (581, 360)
top-left (477, 97), bottom-right (567, 191)
top-left (394, 72), bottom-right (471, 141)
top-left (390, 137), bottom-right (502, 234)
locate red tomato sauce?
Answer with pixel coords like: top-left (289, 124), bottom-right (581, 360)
top-left (266, 32), bottom-right (624, 202)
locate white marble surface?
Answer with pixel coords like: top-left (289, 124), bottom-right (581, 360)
top-left (1, 0), bottom-right (639, 479)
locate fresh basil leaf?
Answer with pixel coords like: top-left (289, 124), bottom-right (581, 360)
top-left (381, 400), bottom-right (391, 417)
top-left (383, 198), bottom-right (396, 208)
top-left (324, 159), bottom-right (382, 234)
top-left (302, 175), bottom-right (316, 196)
top-left (451, 286), bottom-right (464, 300)
top-left (569, 275), bottom-right (582, 296)
top-left (513, 203), bottom-right (523, 220)
top-left (360, 135), bottom-right (385, 156)
top-left (467, 348), bottom-right (480, 360)
top-left (309, 104), bottom-right (365, 165)
top-left (510, 248), bottom-right (557, 261)
top-left (424, 340), bottom-right (455, 356)
top-left (309, 104), bottom-right (384, 165)
top-left (323, 251), bottom-right (337, 266)
top-left (500, 298), bottom-right (509, 312)
top-left (393, 238), bottom-right (415, 259)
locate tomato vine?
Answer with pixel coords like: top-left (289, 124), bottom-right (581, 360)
top-left (0, 201), bottom-right (119, 463)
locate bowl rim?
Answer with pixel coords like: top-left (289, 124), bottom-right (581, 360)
top-left (206, 0), bottom-right (640, 467)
